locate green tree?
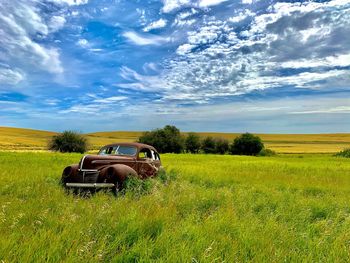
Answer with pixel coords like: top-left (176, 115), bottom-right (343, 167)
top-left (48, 131), bottom-right (88, 153)
top-left (138, 125), bottom-right (184, 153)
top-left (201, 136), bottom-right (216, 154)
top-left (230, 133), bottom-right (264, 156)
top-left (185, 132), bottom-right (201, 153)
top-left (214, 138), bottom-right (229, 154)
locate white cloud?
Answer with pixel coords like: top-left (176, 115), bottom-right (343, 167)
top-left (89, 48), bottom-right (103, 52)
top-left (0, 67), bottom-right (24, 85)
top-left (76, 39), bottom-right (104, 52)
top-left (228, 9), bottom-right (254, 23)
top-left (237, 70), bottom-right (349, 90)
top-left (118, 66), bottom-right (168, 92)
top-left (281, 54), bottom-right (350, 69)
top-left (0, 0), bottom-right (64, 84)
top-left (1, 0), bottom-right (349, 123)
top-left (77, 38), bottom-right (89, 47)
top-left (60, 96), bottom-right (127, 115)
top-left (198, 0), bottom-right (228, 8)
top-left (143, 19), bottom-right (167, 32)
top-left (49, 15), bottom-right (66, 32)
top-left (119, 0), bottom-right (350, 104)
top-left (136, 8), bottom-right (147, 26)
top-left (177, 9), bottom-right (198, 20)
top-left (41, 48), bottom-right (63, 74)
top-left (59, 104), bottom-right (101, 114)
top-left (161, 0), bottom-right (228, 13)
top-left (173, 9), bottom-right (198, 26)
top-left (44, 99), bottom-right (60, 106)
top-left (176, 43), bottom-right (194, 55)
top-left (173, 18), bottom-right (197, 27)
top-left (291, 106), bottom-right (350, 114)
top-left (162, 0), bottom-right (191, 13)
top-left (93, 96), bottom-right (127, 103)
top-left (142, 62), bottom-right (159, 73)
top-left (271, 0), bottom-right (350, 14)
top-left (187, 25), bottom-right (220, 45)
top-left (123, 31), bottom-right (170, 46)
top-left (242, 0), bottom-right (254, 4)
top-left (47, 0), bottom-right (88, 6)
top-left (53, 94), bottom-right (350, 133)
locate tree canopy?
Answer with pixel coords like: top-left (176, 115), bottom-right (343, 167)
top-left (138, 125), bottom-right (184, 153)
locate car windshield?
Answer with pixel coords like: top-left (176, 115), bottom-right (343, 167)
top-left (98, 145), bottom-right (137, 156)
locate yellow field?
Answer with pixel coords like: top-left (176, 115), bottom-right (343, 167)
top-left (0, 126), bottom-right (349, 153)
top-left (0, 127), bottom-right (56, 151)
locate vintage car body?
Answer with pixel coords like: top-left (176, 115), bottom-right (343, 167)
top-left (61, 142), bottom-right (162, 191)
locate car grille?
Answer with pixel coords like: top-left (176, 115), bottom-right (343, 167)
top-left (77, 170), bottom-right (99, 183)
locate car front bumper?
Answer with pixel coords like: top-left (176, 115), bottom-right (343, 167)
top-left (65, 183), bottom-right (115, 188)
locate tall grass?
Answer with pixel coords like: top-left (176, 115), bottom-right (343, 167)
top-left (0, 152), bottom-right (350, 262)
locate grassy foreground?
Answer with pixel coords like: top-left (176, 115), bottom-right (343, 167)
top-left (1, 126), bottom-right (350, 153)
top-left (1, 152), bottom-right (350, 262)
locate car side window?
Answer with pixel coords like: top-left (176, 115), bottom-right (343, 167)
top-left (151, 150), bottom-right (160, 161)
top-left (99, 146), bottom-right (113, 155)
top-left (139, 148), bottom-right (152, 159)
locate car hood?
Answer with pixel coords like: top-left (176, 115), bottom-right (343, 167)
top-left (79, 154), bottom-right (136, 170)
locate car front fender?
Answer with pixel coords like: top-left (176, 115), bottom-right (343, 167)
top-left (61, 164), bottom-right (79, 184)
top-left (101, 164), bottom-right (138, 185)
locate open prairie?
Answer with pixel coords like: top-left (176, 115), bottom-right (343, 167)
top-left (1, 152), bottom-right (350, 262)
top-left (1, 127), bottom-right (350, 153)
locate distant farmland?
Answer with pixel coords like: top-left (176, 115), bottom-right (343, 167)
top-left (0, 126), bottom-right (349, 153)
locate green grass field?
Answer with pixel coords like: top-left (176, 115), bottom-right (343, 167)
top-left (1, 126), bottom-right (350, 153)
top-left (1, 152), bottom-right (350, 262)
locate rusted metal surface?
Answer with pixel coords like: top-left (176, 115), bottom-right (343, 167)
top-left (61, 142), bottom-right (162, 191)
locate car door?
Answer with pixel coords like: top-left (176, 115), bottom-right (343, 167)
top-left (137, 148), bottom-right (157, 178)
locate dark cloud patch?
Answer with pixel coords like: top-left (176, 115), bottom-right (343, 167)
top-left (266, 12), bottom-right (319, 34)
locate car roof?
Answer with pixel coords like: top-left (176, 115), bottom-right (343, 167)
top-left (102, 142), bottom-right (157, 152)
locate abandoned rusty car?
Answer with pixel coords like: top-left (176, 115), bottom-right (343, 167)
top-left (61, 142), bottom-right (162, 192)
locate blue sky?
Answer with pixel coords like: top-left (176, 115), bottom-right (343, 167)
top-left (0, 0), bottom-right (349, 133)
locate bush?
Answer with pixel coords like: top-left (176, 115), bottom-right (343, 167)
top-left (185, 132), bottom-right (201, 153)
top-left (258, 148), bottom-right (277, 156)
top-left (138, 125), bottom-right (184, 153)
top-left (230, 133), bottom-right (264, 156)
top-left (335, 148), bottom-right (350, 158)
top-left (48, 131), bottom-right (88, 153)
top-left (214, 138), bottom-right (229, 154)
top-left (201, 136), bottom-right (216, 154)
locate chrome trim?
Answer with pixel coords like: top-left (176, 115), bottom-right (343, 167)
top-left (91, 160), bottom-right (111, 164)
top-left (66, 183), bottom-right (115, 188)
top-left (78, 169), bottom-right (98, 172)
top-left (116, 145), bottom-right (120, 154)
top-left (80, 155), bottom-right (88, 170)
top-left (91, 160), bottom-right (135, 164)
